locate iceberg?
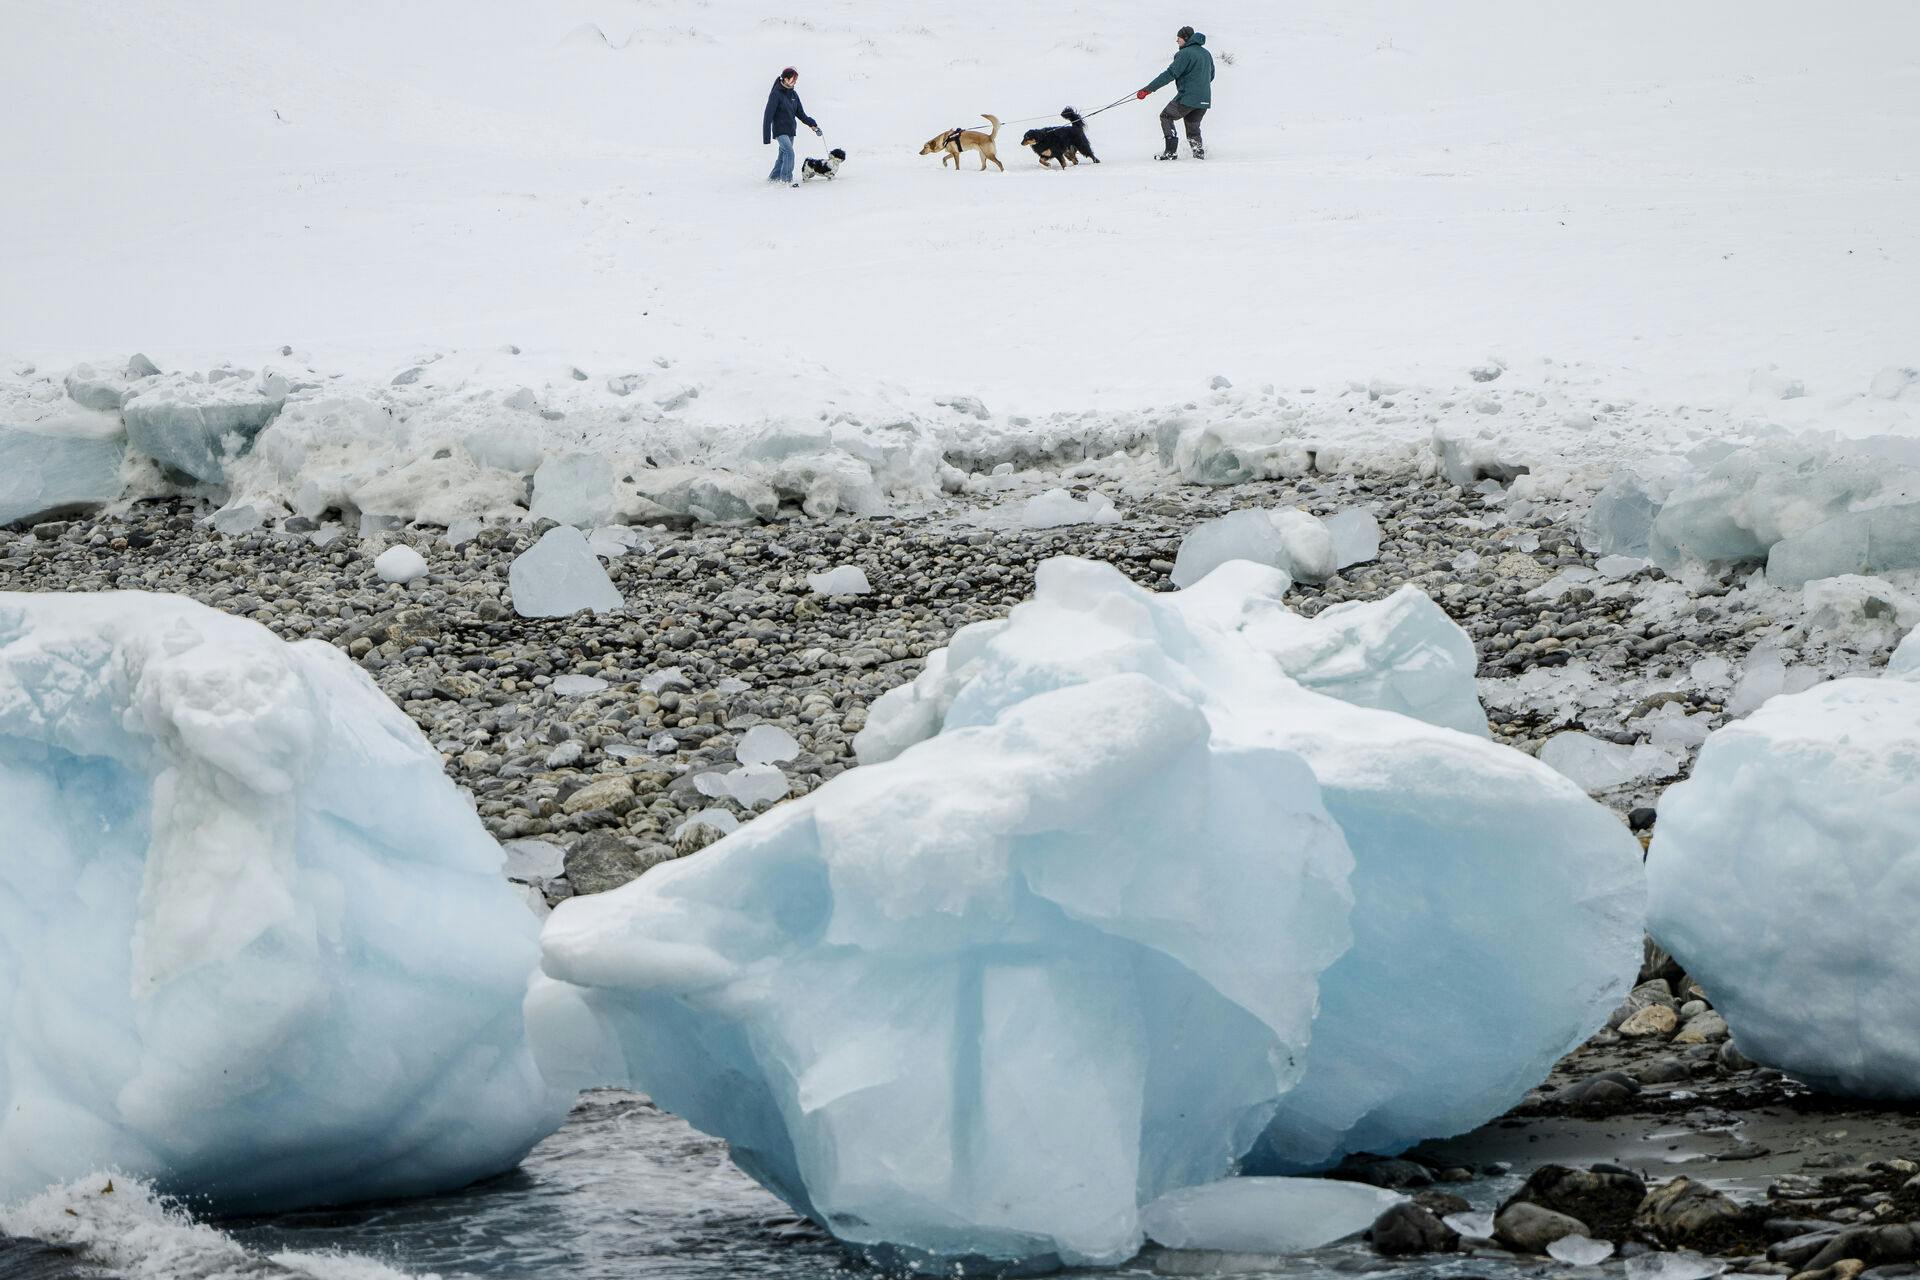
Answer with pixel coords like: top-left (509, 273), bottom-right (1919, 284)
top-left (1649, 669), bottom-right (1920, 1098)
top-left (0, 396), bottom-right (126, 527)
top-left (534, 558), bottom-right (1641, 1268)
top-left (0, 592), bottom-right (570, 1210)
top-left (1171, 508), bottom-right (1336, 588)
top-left (510, 526), bottom-right (624, 617)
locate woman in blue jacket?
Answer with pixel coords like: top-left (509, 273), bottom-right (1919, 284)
top-left (763, 68), bottom-right (822, 186)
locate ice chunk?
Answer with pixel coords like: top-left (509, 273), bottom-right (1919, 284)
top-left (1323, 508), bottom-right (1381, 569)
top-left (1233, 584), bottom-right (1491, 738)
top-left (1690, 655), bottom-right (1733, 686)
top-left (1797, 574), bottom-right (1920, 649)
top-left (647, 731), bottom-right (678, 753)
top-left (1596, 554), bottom-right (1649, 580)
top-left (551, 673), bottom-right (609, 697)
top-left (121, 374), bottom-right (284, 483)
top-left (1633, 703), bottom-right (1715, 752)
top-left (1549, 1234), bottom-right (1616, 1266)
top-left (1649, 439), bottom-right (1896, 571)
top-left (1444, 1211), bottom-right (1496, 1239)
top-left (531, 453), bottom-right (618, 529)
top-left (806, 565), bottom-right (871, 596)
top-left (640, 668), bottom-right (688, 694)
top-left (693, 763), bottom-right (789, 808)
top-left (445, 518), bottom-right (482, 548)
top-left (373, 544), bottom-right (428, 584)
top-left (208, 503), bottom-right (264, 536)
top-left (1171, 423), bottom-right (1312, 485)
top-left (1766, 503), bottom-right (1920, 588)
top-left (510, 526), bottom-right (623, 617)
top-left (532, 558), bottom-right (1640, 1267)
top-left (587, 524), bottom-right (647, 560)
top-left (1171, 508), bottom-right (1337, 588)
top-left (1726, 649), bottom-right (1821, 718)
top-left (1139, 1178), bottom-right (1405, 1254)
top-left (0, 592), bottom-right (570, 1210)
top-left (1538, 732), bottom-right (1679, 793)
top-left (1021, 487), bottom-right (1121, 529)
top-left (0, 398), bottom-right (125, 527)
top-left (1649, 676), bottom-right (1920, 1099)
top-left (736, 724), bottom-right (800, 766)
top-left (1625, 1251), bottom-right (1725, 1280)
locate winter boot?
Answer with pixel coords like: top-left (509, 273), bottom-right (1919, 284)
top-left (1155, 150), bottom-right (1179, 161)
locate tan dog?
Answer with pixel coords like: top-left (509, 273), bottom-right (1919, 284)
top-left (919, 114), bottom-right (1002, 171)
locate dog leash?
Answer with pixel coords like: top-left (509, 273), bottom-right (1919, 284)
top-left (960, 92), bottom-right (1141, 131)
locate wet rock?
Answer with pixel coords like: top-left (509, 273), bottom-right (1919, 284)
top-left (1370, 1202), bottom-right (1460, 1256)
top-left (1503, 1164), bottom-right (1648, 1241)
top-left (563, 830), bottom-right (664, 895)
top-left (1495, 1201), bottom-right (1590, 1253)
top-left (1676, 1011), bottom-right (1731, 1045)
top-left (1333, 1157), bottom-right (1434, 1190)
top-left (1805, 1225), bottom-right (1920, 1274)
top-left (1637, 1176), bottom-right (1756, 1251)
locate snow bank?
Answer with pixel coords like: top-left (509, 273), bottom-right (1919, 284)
top-left (1648, 665), bottom-right (1920, 1098)
top-left (0, 592), bottom-right (570, 1210)
top-left (532, 557), bottom-right (1640, 1268)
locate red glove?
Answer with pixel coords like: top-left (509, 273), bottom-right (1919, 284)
top-left (1136, 89), bottom-right (1150, 100)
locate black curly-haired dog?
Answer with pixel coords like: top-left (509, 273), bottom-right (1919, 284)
top-left (1019, 107), bottom-right (1099, 169)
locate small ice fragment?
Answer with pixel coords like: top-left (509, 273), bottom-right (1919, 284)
top-left (502, 838), bottom-right (566, 882)
top-left (1139, 1178), bottom-right (1406, 1255)
top-left (1597, 554), bottom-right (1650, 581)
top-left (545, 742), bottom-right (583, 768)
top-left (736, 724), bottom-right (800, 767)
top-left (1538, 731), bottom-right (1678, 793)
top-left (717, 678), bottom-right (750, 695)
top-left (641, 668), bottom-right (689, 694)
top-left (374, 545), bottom-right (428, 585)
top-left (1323, 508), bottom-right (1381, 569)
top-left (605, 743), bottom-right (645, 761)
top-left (807, 566), bottom-right (872, 596)
top-left (1443, 1211), bottom-right (1496, 1240)
top-left (509, 526), bottom-right (623, 618)
top-left (210, 503), bottom-right (264, 536)
top-left (693, 771), bottom-right (731, 799)
top-left (723, 763), bottom-right (790, 807)
top-left (1021, 488), bottom-right (1121, 529)
top-left (445, 518), bottom-right (482, 549)
top-left (647, 732), bottom-right (679, 753)
top-left (1549, 1235), bottom-right (1616, 1266)
top-left (1452, 551), bottom-right (1481, 574)
top-left (990, 462), bottom-right (1015, 476)
top-left (1624, 1252), bottom-right (1724, 1280)
top-left (1690, 655), bottom-right (1733, 685)
top-left (587, 525), bottom-right (647, 560)
top-left (310, 523), bottom-right (345, 549)
top-left (551, 674), bottom-right (610, 697)
top-left (673, 809), bottom-right (740, 841)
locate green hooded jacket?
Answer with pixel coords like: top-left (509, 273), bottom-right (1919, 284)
top-left (1144, 32), bottom-right (1214, 109)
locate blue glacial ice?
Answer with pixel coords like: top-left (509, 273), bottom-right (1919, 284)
top-left (532, 556), bottom-right (1643, 1268)
top-left (0, 592), bottom-right (572, 1211)
top-left (0, 395), bottom-right (126, 527)
top-left (120, 372), bottom-right (286, 484)
top-left (1648, 662), bottom-right (1920, 1098)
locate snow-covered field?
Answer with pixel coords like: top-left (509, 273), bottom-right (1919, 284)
top-left (5, 0), bottom-right (1918, 521)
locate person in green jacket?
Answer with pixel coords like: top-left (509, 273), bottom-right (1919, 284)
top-left (1136, 26), bottom-right (1214, 160)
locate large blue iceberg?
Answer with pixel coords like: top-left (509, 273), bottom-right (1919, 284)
top-left (0, 592), bottom-right (571, 1210)
top-left (533, 557), bottom-right (1643, 1269)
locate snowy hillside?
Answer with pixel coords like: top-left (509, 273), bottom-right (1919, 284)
top-left (6, 0), bottom-right (1917, 419)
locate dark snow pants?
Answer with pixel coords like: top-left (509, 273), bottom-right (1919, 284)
top-left (1160, 101), bottom-right (1207, 153)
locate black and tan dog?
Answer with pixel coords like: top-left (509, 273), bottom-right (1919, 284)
top-left (1020, 107), bottom-right (1099, 168)
top-left (919, 114), bottom-right (1003, 171)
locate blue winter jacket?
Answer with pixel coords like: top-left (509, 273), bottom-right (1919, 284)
top-left (763, 80), bottom-right (817, 143)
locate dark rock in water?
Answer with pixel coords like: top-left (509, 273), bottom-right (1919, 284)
top-left (1501, 1163), bottom-right (1646, 1241)
top-left (1630, 806), bottom-right (1658, 831)
top-left (1635, 1175), bottom-right (1757, 1251)
top-left (1557, 1071), bottom-right (1642, 1113)
top-left (1493, 1201), bottom-right (1589, 1253)
top-left (1413, 1189), bottom-right (1472, 1218)
top-left (1369, 1202), bottom-right (1459, 1256)
top-left (0, 1236), bottom-right (99, 1279)
top-left (1806, 1224), bottom-right (1920, 1273)
top-left (1772, 1230), bottom-right (1844, 1267)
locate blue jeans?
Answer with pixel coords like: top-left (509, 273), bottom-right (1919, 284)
top-left (768, 134), bottom-right (795, 183)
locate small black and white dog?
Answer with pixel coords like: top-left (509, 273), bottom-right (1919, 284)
top-left (801, 148), bottom-right (847, 181)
